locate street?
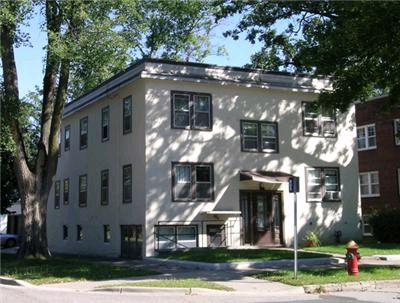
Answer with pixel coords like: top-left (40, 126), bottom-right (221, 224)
top-left (1, 284), bottom-right (400, 303)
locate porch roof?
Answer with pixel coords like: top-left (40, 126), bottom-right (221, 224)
top-left (240, 170), bottom-right (293, 184)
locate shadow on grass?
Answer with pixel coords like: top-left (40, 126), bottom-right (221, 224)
top-left (1, 254), bottom-right (159, 284)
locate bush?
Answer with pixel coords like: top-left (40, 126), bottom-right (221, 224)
top-left (369, 209), bottom-right (400, 243)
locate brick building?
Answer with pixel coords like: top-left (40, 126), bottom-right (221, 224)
top-left (356, 96), bottom-right (400, 234)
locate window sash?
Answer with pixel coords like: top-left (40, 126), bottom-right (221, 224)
top-left (357, 124), bottom-right (376, 150)
top-left (79, 175), bottom-right (87, 207)
top-left (172, 163), bottom-right (213, 202)
top-left (64, 125), bottom-right (70, 151)
top-left (241, 121), bottom-right (278, 152)
top-left (54, 181), bottom-right (60, 209)
top-left (80, 117), bottom-right (88, 149)
top-left (101, 170), bottom-right (109, 205)
top-left (63, 178), bottom-right (69, 205)
top-left (303, 102), bottom-right (336, 137)
top-left (360, 171), bottom-right (380, 197)
top-left (306, 167), bottom-right (340, 202)
top-left (103, 225), bottom-right (111, 243)
top-left (172, 92), bottom-right (212, 130)
top-left (101, 107), bottom-right (109, 141)
top-left (123, 165), bottom-right (132, 203)
top-left (394, 119), bottom-right (400, 146)
top-left (123, 96), bottom-right (132, 134)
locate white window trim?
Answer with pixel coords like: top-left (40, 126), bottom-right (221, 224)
top-left (357, 123), bottom-right (377, 151)
top-left (394, 119), bottom-right (400, 146)
top-left (359, 171), bottom-right (380, 198)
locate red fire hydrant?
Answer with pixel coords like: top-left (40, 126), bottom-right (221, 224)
top-left (345, 240), bottom-right (361, 276)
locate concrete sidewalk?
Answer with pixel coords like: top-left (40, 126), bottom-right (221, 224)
top-left (2, 254), bottom-right (400, 295)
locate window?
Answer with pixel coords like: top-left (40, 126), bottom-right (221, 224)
top-left (357, 124), bottom-right (376, 150)
top-left (241, 120), bottom-right (278, 152)
top-left (360, 171), bottom-right (380, 197)
top-left (398, 168), bottom-right (400, 196)
top-left (63, 178), bottom-right (69, 205)
top-left (122, 164), bottom-right (132, 203)
top-left (172, 162), bottom-right (214, 202)
top-left (80, 117), bottom-right (88, 149)
top-left (79, 174), bottom-right (87, 207)
top-left (101, 170), bottom-right (109, 205)
top-left (394, 119), bottom-right (400, 146)
top-left (306, 167), bottom-right (341, 202)
top-left (64, 125), bottom-right (70, 151)
top-left (77, 225), bottom-right (83, 241)
top-left (155, 225), bottom-right (198, 250)
top-left (123, 96), bottom-right (132, 134)
top-left (302, 102), bottom-right (336, 137)
top-left (54, 180), bottom-right (60, 209)
top-left (171, 91), bottom-right (212, 130)
top-left (63, 225), bottom-right (68, 240)
top-left (103, 225), bottom-right (111, 243)
top-left (362, 215), bottom-right (373, 236)
top-left (101, 106), bottom-right (110, 141)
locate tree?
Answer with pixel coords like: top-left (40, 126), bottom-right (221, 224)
top-left (216, 0), bottom-right (400, 111)
top-left (1, 0), bottom-right (222, 259)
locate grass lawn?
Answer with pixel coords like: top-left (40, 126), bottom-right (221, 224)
top-left (304, 238), bottom-right (400, 256)
top-left (156, 248), bottom-right (329, 263)
top-left (251, 265), bottom-right (400, 286)
top-left (0, 254), bottom-right (159, 285)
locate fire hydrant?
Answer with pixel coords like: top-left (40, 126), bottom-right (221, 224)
top-left (345, 240), bottom-right (361, 276)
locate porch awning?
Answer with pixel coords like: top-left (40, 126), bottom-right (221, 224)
top-left (240, 170), bottom-right (293, 184)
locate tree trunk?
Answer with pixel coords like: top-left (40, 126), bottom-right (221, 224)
top-left (17, 178), bottom-right (51, 259)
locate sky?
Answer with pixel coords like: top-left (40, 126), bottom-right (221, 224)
top-left (13, 12), bottom-right (261, 98)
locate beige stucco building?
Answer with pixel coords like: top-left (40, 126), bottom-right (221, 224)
top-left (47, 59), bottom-right (362, 258)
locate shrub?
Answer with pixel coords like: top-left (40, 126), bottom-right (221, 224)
top-left (369, 209), bottom-right (400, 243)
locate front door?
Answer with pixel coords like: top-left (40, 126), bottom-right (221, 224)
top-left (120, 225), bottom-right (143, 259)
top-left (240, 191), bottom-right (283, 246)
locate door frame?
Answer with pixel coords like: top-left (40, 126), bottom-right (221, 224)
top-left (240, 190), bottom-right (283, 246)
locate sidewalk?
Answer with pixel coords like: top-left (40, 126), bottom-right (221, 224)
top-left (2, 254), bottom-right (400, 295)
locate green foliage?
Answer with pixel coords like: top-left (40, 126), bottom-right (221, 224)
top-left (369, 209), bottom-right (400, 243)
top-left (217, 0), bottom-right (400, 110)
top-left (302, 230), bottom-right (321, 247)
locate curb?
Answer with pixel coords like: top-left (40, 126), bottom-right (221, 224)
top-left (0, 277), bottom-right (31, 287)
top-left (93, 286), bottom-right (225, 295)
top-left (303, 279), bottom-right (400, 294)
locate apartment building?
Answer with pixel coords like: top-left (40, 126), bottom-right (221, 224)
top-left (356, 96), bottom-right (400, 234)
top-left (47, 59), bottom-right (362, 258)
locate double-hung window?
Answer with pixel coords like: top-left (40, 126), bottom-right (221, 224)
top-left (306, 167), bottom-right (341, 202)
top-left (357, 124), bottom-right (376, 150)
top-left (79, 174), bottom-right (87, 207)
top-left (122, 164), bottom-right (132, 203)
top-left (302, 102), bottom-right (336, 137)
top-left (101, 169), bottom-right (109, 205)
top-left (359, 171), bottom-right (380, 197)
top-left (172, 162), bottom-right (214, 202)
top-left (123, 96), bottom-right (132, 134)
top-left (54, 180), bottom-right (60, 209)
top-left (80, 117), bottom-right (88, 149)
top-left (101, 106), bottom-right (109, 141)
top-left (241, 120), bottom-right (278, 152)
top-left (63, 178), bottom-right (69, 205)
top-left (394, 119), bottom-right (400, 146)
top-left (64, 125), bottom-right (70, 151)
top-left (171, 91), bottom-right (212, 130)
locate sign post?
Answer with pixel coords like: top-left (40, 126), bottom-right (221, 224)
top-left (289, 176), bottom-right (299, 279)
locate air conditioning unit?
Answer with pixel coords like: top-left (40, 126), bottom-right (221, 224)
top-left (325, 191), bottom-right (341, 201)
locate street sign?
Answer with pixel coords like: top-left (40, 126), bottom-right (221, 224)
top-left (289, 176), bottom-right (300, 193)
